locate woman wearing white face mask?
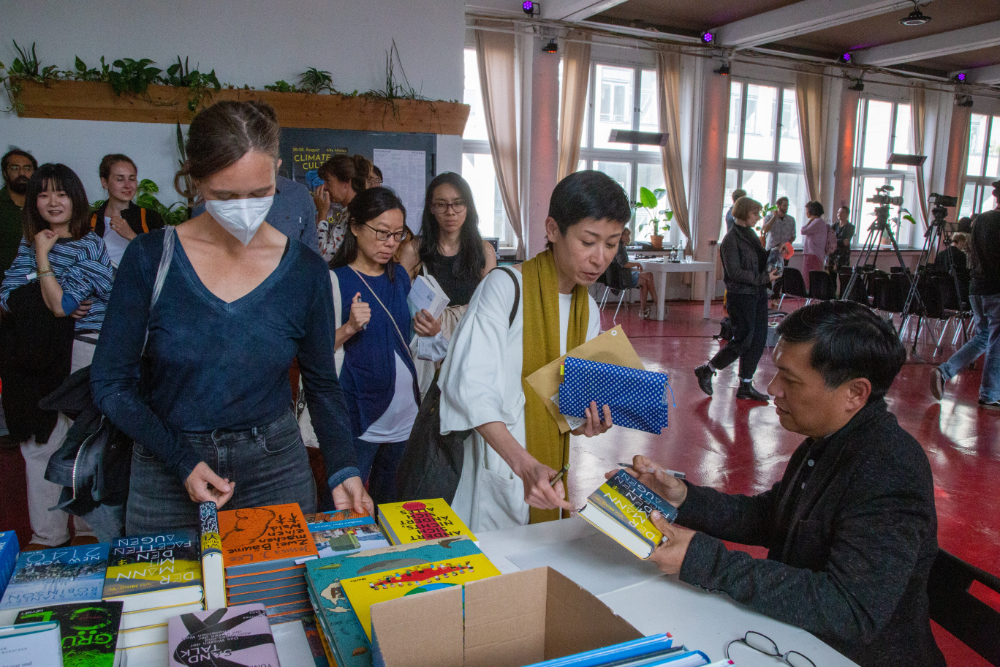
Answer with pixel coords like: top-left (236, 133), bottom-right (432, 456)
top-left (91, 100), bottom-right (373, 536)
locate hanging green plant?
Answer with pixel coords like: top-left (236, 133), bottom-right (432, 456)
top-left (107, 58), bottom-right (162, 96)
top-left (165, 57), bottom-right (221, 111)
top-left (71, 56), bottom-right (110, 82)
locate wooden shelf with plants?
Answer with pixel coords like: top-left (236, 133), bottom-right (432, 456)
top-left (11, 78), bottom-right (470, 135)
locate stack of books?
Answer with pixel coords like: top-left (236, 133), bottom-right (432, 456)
top-left (102, 530), bottom-right (206, 659)
top-left (14, 600), bottom-right (125, 667)
top-left (219, 503), bottom-right (319, 624)
top-left (0, 544), bottom-right (110, 625)
top-left (0, 531), bottom-right (19, 599)
top-left (523, 634), bottom-right (712, 667)
top-left (376, 498), bottom-right (477, 545)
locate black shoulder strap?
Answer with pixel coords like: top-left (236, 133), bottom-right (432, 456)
top-left (494, 266), bottom-right (520, 328)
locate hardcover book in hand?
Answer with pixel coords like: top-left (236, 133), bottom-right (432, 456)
top-left (577, 470), bottom-right (679, 559)
top-left (168, 603), bottom-right (278, 667)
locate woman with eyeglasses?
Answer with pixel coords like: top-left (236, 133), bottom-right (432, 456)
top-left (330, 187), bottom-right (444, 504)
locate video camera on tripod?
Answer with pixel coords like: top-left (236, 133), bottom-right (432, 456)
top-left (866, 184), bottom-right (904, 207)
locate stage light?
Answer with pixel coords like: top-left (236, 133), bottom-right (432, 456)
top-left (841, 52), bottom-right (852, 64)
top-left (701, 32), bottom-right (715, 44)
top-left (522, 1), bottom-right (535, 15)
top-left (542, 39), bottom-right (558, 53)
top-left (715, 62), bottom-right (730, 76)
top-left (955, 72), bottom-right (967, 83)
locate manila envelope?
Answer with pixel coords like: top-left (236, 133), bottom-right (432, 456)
top-left (524, 325), bottom-right (645, 434)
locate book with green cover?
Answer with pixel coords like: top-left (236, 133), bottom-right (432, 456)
top-left (103, 531), bottom-right (204, 612)
top-left (15, 600), bottom-right (124, 667)
top-left (304, 536), bottom-right (481, 667)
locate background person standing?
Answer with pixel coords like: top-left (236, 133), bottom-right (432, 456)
top-left (0, 149), bottom-right (37, 281)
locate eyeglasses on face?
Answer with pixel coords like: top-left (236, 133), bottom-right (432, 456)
top-left (431, 200), bottom-right (467, 215)
top-left (726, 631), bottom-right (815, 667)
top-left (363, 222), bottom-right (408, 243)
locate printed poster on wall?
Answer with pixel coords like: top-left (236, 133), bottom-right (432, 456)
top-left (373, 149), bottom-right (427, 234)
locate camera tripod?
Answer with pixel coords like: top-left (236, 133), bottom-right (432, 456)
top-left (841, 203), bottom-right (925, 328)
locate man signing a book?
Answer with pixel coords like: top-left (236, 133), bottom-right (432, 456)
top-left (616, 301), bottom-right (944, 667)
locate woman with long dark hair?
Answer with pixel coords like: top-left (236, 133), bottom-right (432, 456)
top-left (330, 187), bottom-right (444, 504)
top-left (91, 100), bottom-right (372, 536)
top-left (1, 163), bottom-right (113, 546)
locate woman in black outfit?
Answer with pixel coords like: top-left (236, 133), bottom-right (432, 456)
top-left (695, 197), bottom-right (780, 402)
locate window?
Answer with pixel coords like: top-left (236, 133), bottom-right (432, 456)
top-left (578, 63), bottom-right (671, 243)
top-left (960, 113), bottom-right (1000, 218)
top-left (723, 81), bottom-right (805, 240)
top-left (850, 99), bottom-right (919, 247)
top-left (462, 48), bottom-right (514, 244)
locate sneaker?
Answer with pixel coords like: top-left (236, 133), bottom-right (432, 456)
top-left (694, 365), bottom-right (715, 396)
top-left (929, 367), bottom-right (945, 401)
top-left (979, 399), bottom-right (1000, 411)
top-left (736, 383), bottom-right (769, 402)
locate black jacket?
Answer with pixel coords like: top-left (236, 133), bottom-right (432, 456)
top-left (90, 201), bottom-right (164, 238)
top-left (719, 224), bottom-right (770, 295)
top-left (677, 399), bottom-right (945, 667)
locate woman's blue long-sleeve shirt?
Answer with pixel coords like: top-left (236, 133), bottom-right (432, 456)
top-left (90, 229), bottom-right (358, 489)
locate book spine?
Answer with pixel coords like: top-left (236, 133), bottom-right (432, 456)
top-left (199, 502), bottom-right (223, 557)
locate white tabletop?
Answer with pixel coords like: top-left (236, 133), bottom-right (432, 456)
top-left (477, 517), bottom-right (859, 667)
top-left (634, 259), bottom-right (716, 272)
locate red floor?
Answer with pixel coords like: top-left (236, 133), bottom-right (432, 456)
top-left (0, 299), bottom-right (996, 665)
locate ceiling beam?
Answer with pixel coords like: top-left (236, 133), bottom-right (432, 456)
top-left (541, 0), bottom-right (629, 22)
top-left (712, 0), bottom-right (906, 49)
top-left (854, 20), bottom-right (1000, 66)
top-left (952, 63), bottom-right (1000, 85)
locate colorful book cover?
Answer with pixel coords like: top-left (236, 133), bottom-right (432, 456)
top-left (168, 603), bottom-right (278, 667)
top-left (376, 499), bottom-right (476, 545)
top-left (305, 510), bottom-right (374, 531)
top-left (198, 502), bottom-right (226, 611)
top-left (103, 530), bottom-right (202, 597)
top-left (15, 600), bottom-right (124, 667)
top-left (341, 552), bottom-right (500, 641)
top-left (0, 544), bottom-right (109, 623)
top-left (579, 470), bottom-right (678, 559)
top-left (305, 536), bottom-right (481, 667)
top-left (605, 469), bottom-right (679, 524)
top-left (0, 531), bottom-right (19, 600)
top-left (311, 523), bottom-right (390, 559)
top-left (301, 613), bottom-right (332, 667)
top-left (218, 504), bottom-right (319, 574)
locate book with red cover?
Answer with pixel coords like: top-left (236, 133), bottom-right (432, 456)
top-left (218, 504), bottom-right (318, 576)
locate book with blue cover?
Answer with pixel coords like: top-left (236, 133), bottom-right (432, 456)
top-left (578, 470), bottom-right (678, 560)
top-left (523, 634), bottom-right (675, 667)
top-left (0, 531), bottom-right (19, 600)
top-left (559, 357), bottom-right (670, 434)
top-left (305, 536), bottom-right (481, 667)
top-left (0, 544), bottom-right (110, 625)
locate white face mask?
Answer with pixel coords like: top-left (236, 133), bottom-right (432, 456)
top-left (204, 196), bottom-right (274, 245)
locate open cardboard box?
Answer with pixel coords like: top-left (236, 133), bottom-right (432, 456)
top-left (370, 566), bottom-right (643, 667)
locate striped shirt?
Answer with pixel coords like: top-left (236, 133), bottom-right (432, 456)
top-left (0, 232), bottom-right (114, 331)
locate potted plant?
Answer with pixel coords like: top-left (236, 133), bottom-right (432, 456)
top-left (636, 186), bottom-right (672, 250)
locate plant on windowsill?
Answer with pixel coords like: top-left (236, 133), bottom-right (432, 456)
top-left (636, 186), bottom-right (672, 250)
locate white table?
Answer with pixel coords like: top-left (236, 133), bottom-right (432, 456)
top-left (478, 517), bottom-right (859, 667)
top-left (635, 259), bottom-right (716, 320)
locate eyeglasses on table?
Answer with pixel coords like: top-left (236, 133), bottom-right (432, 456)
top-left (725, 631), bottom-right (815, 667)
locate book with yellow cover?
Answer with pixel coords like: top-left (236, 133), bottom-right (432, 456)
top-left (218, 503), bottom-right (319, 575)
top-left (340, 552), bottom-right (500, 640)
top-left (103, 531), bottom-right (204, 612)
top-left (577, 469), bottom-right (679, 560)
top-left (376, 499), bottom-right (476, 545)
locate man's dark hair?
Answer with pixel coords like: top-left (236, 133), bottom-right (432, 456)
top-left (806, 200), bottom-right (825, 217)
top-left (775, 196), bottom-right (789, 206)
top-left (548, 171), bottom-right (631, 238)
top-left (2, 148), bottom-right (38, 178)
top-left (776, 300), bottom-right (905, 401)
top-left (23, 163), bottom-right (92, 244)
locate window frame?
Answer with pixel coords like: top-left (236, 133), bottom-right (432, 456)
top-left (960, 112), bottom-right (1000, 218)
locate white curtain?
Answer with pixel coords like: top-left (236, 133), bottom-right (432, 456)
top-left (656, 50), bottom-right (691, 254)
top-left (795, 69), bottom-right (826, 202)
top-left (557, 31), bottom-right (590, 181)
top-left (475, 22), bottom-right (525, 259)
top-left (944, 102), bottom-right (973, 214)
top-left (911, 85), bottom-right (930, 226)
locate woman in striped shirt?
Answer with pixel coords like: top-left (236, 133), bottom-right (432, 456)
top-left (0, 163), bottom-right (113, 547)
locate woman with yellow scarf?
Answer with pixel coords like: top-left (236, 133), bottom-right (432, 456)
top-left (437, 171), bottom-right (631, 531)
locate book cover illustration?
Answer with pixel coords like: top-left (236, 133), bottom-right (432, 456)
top-left (218, 504), bottom-right (318, 572)
top-left (168, 603), bottom-right (278, 667)
top-left (103, 531), bottom-right (202, 597)
top-left (310, 523), bottom-right (389, 559)
top-left (579, 470), bottom-right (678, 559)
top-left (0, 544), bottom-right (109, 617)
top-left (558, 357), bottom-right (670, 434)
top-left (341, 552), bottom-right (501, 640)
top-left (198, 502), bottom-right (226, 611)
top-left (377, 499), bottom-right (476, 545)
top-left (0, 531), bottom-right (18, 600)
top-left (305, 510), bottom-right (374, 531)
top-left (198, 503), bottom-right (222, 559)
top-left (15, 600), bottom-right (124, 667)
top-left (305, 536), bottom-right (481, 667)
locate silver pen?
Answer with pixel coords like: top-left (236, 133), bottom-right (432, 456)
top-left (618, 463), bottom-right (685, 479)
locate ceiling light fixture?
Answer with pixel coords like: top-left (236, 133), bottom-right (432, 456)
top-left (841, 52), bottom-right (852, 64)
top-left (849, 78), bottom-right (865, 92)
top-left (900, 1), bottom-right (931, 26)
top-left (522, 1), bottom-right (537, 16)
top-left (954, 72), bottom-right (967, 83)
top-left (715, 62), bottom-right (731, 76)
top-left (701, 31), bottom-right (715, 45)
top-left (542, 39), bottom-right (558, 53)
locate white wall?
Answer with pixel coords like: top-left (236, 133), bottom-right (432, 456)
top-left (0, 0), bottom-right (465, 205)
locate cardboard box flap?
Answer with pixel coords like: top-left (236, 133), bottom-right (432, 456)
top-left (370, 585), bottom-right (464, 667)
top-left (542, 567), bottom-right (643, 661)
top-left (464, 568), bottom-right (548, 667)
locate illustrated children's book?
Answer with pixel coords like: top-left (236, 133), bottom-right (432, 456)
top-left (168, 603), bottom-right (279, 667)
top-left (0, 544), bottom-right (110, 625)
top-left (103, 530), bottom-right (204, 611)
top-left (376, 499), bottom-right (476, 545)
top-left (15, 600), bottom-right (124, 667)
top-left (218, 504), bottom-right (319, 575)
top-left (577, 469), bottom-right (679, 559)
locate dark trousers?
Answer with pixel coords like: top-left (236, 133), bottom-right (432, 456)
top-left (354, 437), bottom-right (406, 506)
top-left (126, 410), bottom-right (317, 535)
top-left (712, 289), bottom-right (769, 380)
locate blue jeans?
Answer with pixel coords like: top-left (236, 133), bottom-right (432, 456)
top-left (126, 410), bottom-right (317, 535)
top-left (939, 294), bottom-right (1000, 403)
top-left (354, 437), bottom-right (406, 506)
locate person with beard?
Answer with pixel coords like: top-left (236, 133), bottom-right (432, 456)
top-left (1, 149), bottom-right (37, 281)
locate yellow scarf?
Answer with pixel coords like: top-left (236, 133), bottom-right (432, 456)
top-left (520, 249), bottom-right (589, 524)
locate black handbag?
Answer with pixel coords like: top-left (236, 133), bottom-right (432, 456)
top-left (396, 267), bottom-right (520, 504)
